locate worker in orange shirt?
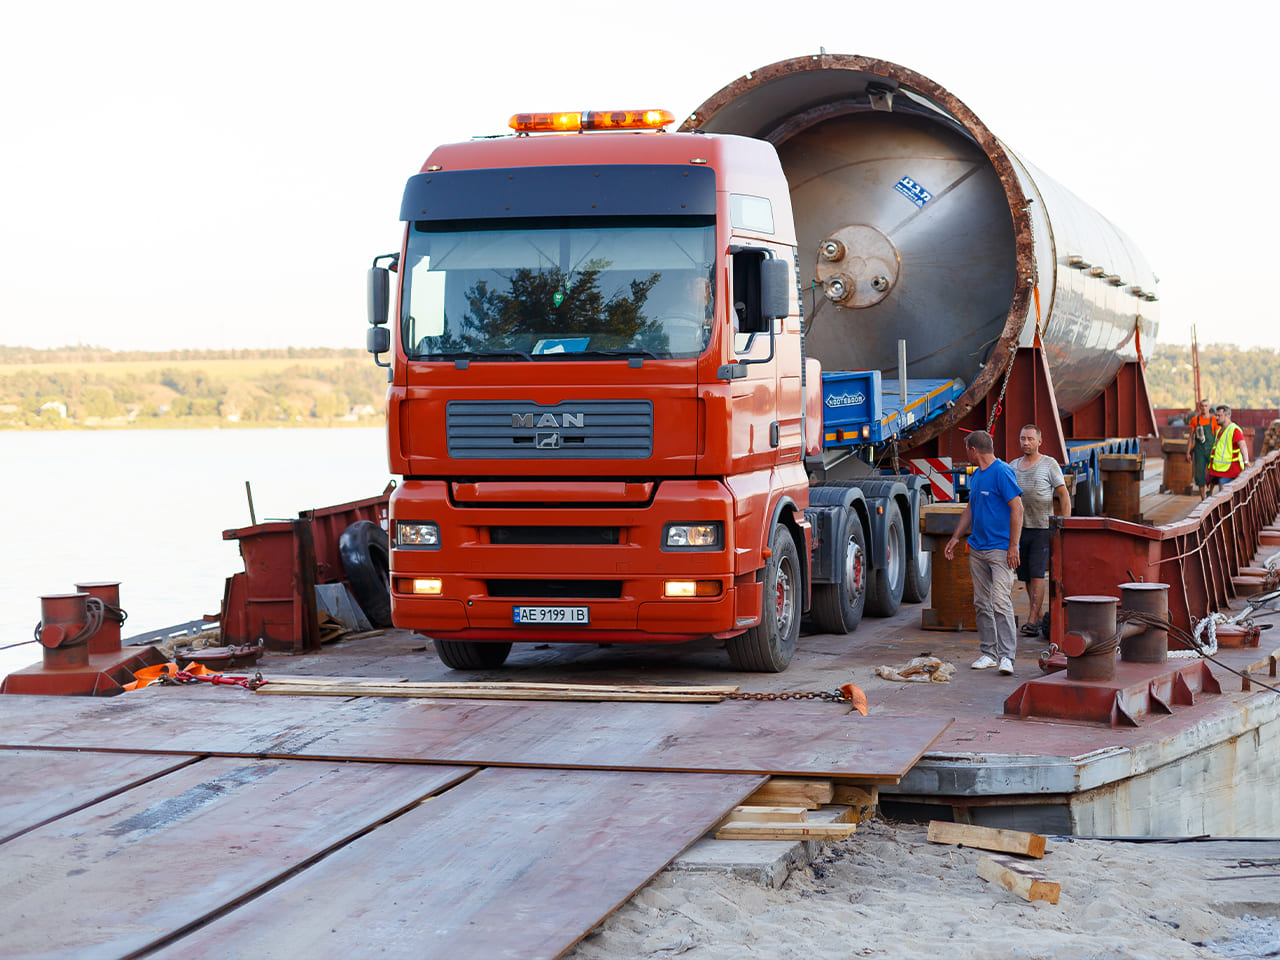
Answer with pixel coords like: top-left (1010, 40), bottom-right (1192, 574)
top-left (1184, 398), bottom-right (1216, 497)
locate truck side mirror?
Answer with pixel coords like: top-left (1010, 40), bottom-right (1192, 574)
top-left (760, 258), bottom-right (791, 320)
top-left (367, 326), bottom-right (390, 355)
top-left (368, 266), bottom-right (391, 327)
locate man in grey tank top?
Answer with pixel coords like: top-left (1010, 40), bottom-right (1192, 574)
top-left (1011, 424), bottom-right (1071, 637)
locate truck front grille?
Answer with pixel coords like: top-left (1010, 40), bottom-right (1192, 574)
top-left (446, 400), bottom-right (653, 460)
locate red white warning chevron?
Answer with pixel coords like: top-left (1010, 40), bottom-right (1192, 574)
top-left (908, 457), bottom-right (955, 501)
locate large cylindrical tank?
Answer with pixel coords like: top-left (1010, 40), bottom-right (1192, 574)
top-left (684, 55), bottom-right (1159, 448)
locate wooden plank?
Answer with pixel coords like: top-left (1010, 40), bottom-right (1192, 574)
top-left (0, 749), bottom-right (198, 844)
top-left (256, 677), bottom-right (736, 701)
top-left (743, 778), bottom-right (835, 808)
top-left (927, 820), bottom-right (1046, 858)
top-left (719, 804), bottom-right (808, 825)
top-left (978, 853), bottom-right (1061, 904)
top-left (261, 676), bottom-right (738, 696)
top-left (148, 767), bottom-right (765, 960)
top-left (715, 821), bottom-right (858, 841)
top-left (0, 757), bottom-right (475, 959)
top-left (0, 694), bottom-right (950, 782)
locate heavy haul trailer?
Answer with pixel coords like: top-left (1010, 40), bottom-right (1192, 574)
top-left (366, 57), bottom-right (1158, 672)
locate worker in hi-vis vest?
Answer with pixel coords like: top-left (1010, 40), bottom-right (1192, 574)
top-left (1205, 404), bottom-right (1250, 492)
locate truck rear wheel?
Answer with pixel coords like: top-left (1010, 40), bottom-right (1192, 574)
top-left (902, 498), bottom-right (931, 604)
top-left (433, 639), bottom-right (512, 670)
top-left (1074, 476), bottom-right (1098, 517)
top-left (866, 501), bottom-right (905, 617)
top-left (727, 525), bottom-right (800, 672)
top-left (810, 508), bottom-right (866, 635)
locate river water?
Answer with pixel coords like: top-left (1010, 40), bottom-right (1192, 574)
top-left (0, 427), bottom-right (390, 682)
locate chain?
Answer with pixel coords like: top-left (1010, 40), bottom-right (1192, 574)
top-left (727, 689), bottom-right (852, 703)
top-left (155, 668), bottom-right (266, 690)
top-left (987, 339), bottom-right (1018, 433)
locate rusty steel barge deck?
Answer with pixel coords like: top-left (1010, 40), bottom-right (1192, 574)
top-left (1, 454), bottom-right (1278, 958)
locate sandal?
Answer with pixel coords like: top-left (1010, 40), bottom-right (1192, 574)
top-left (1020, 621), bottom-right (1041, 637)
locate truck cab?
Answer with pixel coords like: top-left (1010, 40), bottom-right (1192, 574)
top-left (370, 111), bottom-right (817, 671)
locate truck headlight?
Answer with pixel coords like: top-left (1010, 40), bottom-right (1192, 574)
top-left (396, 521), bottom-right (440, 548)
top-left (663, 523), bottom-right (722, 550)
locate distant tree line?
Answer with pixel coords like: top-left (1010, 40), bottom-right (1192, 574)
top-left (3, 341), bottom-right (1276, 431)
top-left (1144, 343), bottom-right (1280, 411)
top-left (0, 347), bottom-right (388, 429)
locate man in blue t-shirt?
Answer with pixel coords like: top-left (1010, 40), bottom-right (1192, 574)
top-left (943, 430), bottom-right (1024, 675)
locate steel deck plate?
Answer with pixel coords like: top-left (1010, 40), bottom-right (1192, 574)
top-left (149, 767), bottom-right (765, 960)
top-left (0, 757), bottom-right (474, 960)
top-left (0, 693), bottom-right (950, 782)
top-left (0, 749), bottom-right (198, 843)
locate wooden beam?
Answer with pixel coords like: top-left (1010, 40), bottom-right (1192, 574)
top-left (255, 678), bottom-right (738, 703)
top-left (977, 854), bottom-right (1061, 904)
top-left (831, 784), bottom-right (879, 822)
top-left (927, 820), bottom-right (1046, 858)
top-left (715, 821), bottom-right (857, 841)
top-left (718, 805), bottom-right (808, 826)
top-left (743, 778), bottom-right (834, 809)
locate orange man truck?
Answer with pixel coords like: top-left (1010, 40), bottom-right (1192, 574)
top-left (365, 57), bottom-right (1157, 672)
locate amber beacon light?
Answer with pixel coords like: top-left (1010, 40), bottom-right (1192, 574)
top-left (509, 109), bottom-right (675, 133)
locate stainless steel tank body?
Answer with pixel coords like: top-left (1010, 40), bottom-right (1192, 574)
top-left (684, 54), bottom-right (1160, 449)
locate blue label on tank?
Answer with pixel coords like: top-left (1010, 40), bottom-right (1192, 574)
top-left (894, 176), bottom-right (932, 207)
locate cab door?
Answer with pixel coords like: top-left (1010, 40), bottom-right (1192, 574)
top-left (728, 245), bottom-right (803, 470)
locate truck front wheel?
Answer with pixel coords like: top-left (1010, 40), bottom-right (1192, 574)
top-left (433, 638), bottom-right (512, 670)
top-left (727, 525), bottom-right (800, 672)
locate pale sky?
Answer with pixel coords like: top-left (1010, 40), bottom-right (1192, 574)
top-left (2, 0), bottom-right (1275, 351)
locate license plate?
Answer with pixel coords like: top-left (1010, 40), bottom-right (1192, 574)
top-left (512, 605), bottom-right (590, 625)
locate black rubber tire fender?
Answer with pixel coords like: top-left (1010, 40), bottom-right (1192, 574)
top-left (338, 520), bottom-right (393, 628)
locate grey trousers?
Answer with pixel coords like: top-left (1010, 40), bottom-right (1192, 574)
top-left (969, 547), bottom-right (1017, 662)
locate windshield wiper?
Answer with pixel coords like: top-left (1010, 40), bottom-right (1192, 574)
top-left (446, 349), bottom-right (533, 362)
top-left (536, 349), bottom-right (660, 361)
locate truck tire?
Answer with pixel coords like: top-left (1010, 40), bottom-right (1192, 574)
top-left (902, 504), bottom-right (931, 605)
top-left (866, 501), bottom-right (905, 617)
top-left (810, 508), bottom-right (866, 635)
top-left (727, 525), bottom-right (800, 672)
top-left (1074, 476), bottom-right (1096, 518)
top-left (338, 521), bottom-right (393, 628)
top-left (433, 638), bottom-right (512, 670)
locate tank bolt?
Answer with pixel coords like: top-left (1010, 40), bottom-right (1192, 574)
top-left (824, 277), bottom-right (851, 301)
top-left (871, 275), bottom-right (889, 292)
top-left (819, 239), bottom-right (845, 261)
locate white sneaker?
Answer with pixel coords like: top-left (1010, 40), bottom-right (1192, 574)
top-left (971, 654), bottom-right (998, 670)
top-left (999, 657), bottom-right (1014, 675)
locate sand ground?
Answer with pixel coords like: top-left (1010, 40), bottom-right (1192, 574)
top-left (567, 820), bottom-right (1280, 960)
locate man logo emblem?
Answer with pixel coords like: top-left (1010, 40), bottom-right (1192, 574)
top-left (536, 432), bottom-right (562, 449)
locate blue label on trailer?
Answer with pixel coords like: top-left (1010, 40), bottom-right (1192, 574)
top-left (894, 176), bottom-right (933, 208)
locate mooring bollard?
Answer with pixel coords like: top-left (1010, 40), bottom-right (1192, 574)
top-left (35, 592), bottom-right (105, 670)
top-left (74, 581), bottom-right (125, 654)
top-left (1060, 595), bottom-right (1120, 681)
top-left (1117, 582), bottom-right (1170, 663)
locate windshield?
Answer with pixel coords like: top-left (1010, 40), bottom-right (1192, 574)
top-left (401, 217), bottom-right (716, 360)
